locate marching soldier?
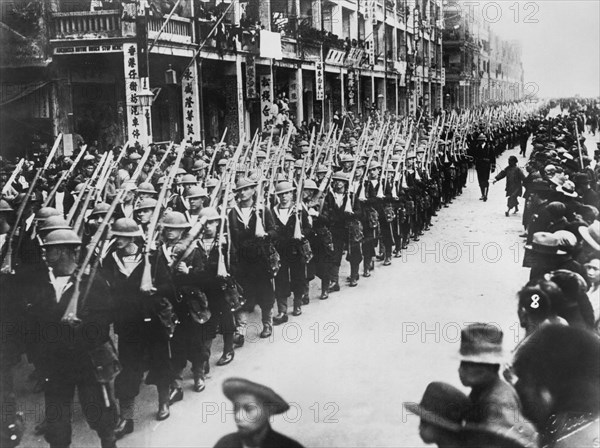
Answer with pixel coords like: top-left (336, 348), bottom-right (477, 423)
top-left (320, 172), bottom-right (352, 292)
top-left (100, 218), bottom-right (147, 439)
top-left (24, 229), bottom-right (118, 448)
top-left (229, 177), bottom-right (277, 341)
top-left (271, 181), bottom-right (309, 324)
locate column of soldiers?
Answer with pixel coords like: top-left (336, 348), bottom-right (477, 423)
top-left (405, 98), bottom-right (600, 448)
top-left (0, 103), bottom-right (545, 447)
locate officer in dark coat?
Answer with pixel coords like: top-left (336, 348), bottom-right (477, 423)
top-left (473, 133), bottom-right (496, 201)
top-left (213, 377), bottom-right (304, 448)
top-left (23, 229), bottom-right (118, 448)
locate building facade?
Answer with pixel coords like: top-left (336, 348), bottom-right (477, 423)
top-left (1, 0), bottom-right (446, 155)
top-left (442, 0), bottom-right (524, 109)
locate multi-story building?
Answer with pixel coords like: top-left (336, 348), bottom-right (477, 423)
top-left (1, 0), bottom-right (443, 156)
top-left (442, 0), bottom-right (524, 109)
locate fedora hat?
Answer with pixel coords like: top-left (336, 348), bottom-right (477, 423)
top-left (556, 180), bottom-right (578, 198)
top-left (525, 232), bottom-right (567, 255)
top-left (222, 378), bottom-right (289, 415)
top-left (403, 382), bottom-right (470, 432)
top-left (578, 220), bottom-right (600, 251)
top-left (458, 323), bottom-right (506, 364)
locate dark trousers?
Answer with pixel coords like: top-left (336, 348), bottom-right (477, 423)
top-left (275, 254), bottom-right (306, 313)
top-left (476, 163), bottom-right (491, 189)
top-left (114, 329), bottom-right (145, 403)
top-left (328, 231), bottom-right (345, 283)
top-left (44, 367), bottom-right (117, 448)
top-left (171, 317), bottom-right (213, 376)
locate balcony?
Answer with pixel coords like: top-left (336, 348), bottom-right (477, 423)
top-left (148, 16), bottom-right (192, 45)
top-left (51, 10), bottom-right (121, 40)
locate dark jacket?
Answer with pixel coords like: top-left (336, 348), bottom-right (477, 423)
top-left (213, 427), bottom-right (304, 448)
top-left (495, 165), bottom-right (526, 197)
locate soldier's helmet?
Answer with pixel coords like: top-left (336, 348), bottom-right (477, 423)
top-left (0, 199), bottom-right (13, 212)
top-left (41, 229), bottom-right (82, 246)
top-left (90, 202), bottom-right (110, 217)
top-left (179, 174), bottom-right (197, 185)
top-left (198, 207), bottom-right (220, 221)
top-left (136, 182), bottom-right (157, 195)
top-left (303, 179), bottom-right (318, 191)
top-left (275, 181), bottom-right (294, 195)
top-left (135, 198), bottom-right (157, 211)
top-left (234, 177), bottom-right (257, 192)
top-left (39, 216), bottom-right (71, 232)
top-left (187, 186), bottom-right (209, 199)
top-left (161, 211), bottom-right (191, 228)
top-left (35, 207), bottom-right (61, 222)
top-left (111, 218), bottom-right (143, 237)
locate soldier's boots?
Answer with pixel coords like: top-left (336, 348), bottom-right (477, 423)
top-left (273, 313), bottom-right (289, 326)
top-left (260, 323), bottom-right (273, 338)
top-left (193, 363), bottom-right (206, 392)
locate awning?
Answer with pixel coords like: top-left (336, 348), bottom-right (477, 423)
top-left (0, 81), bottom-right (51, 107)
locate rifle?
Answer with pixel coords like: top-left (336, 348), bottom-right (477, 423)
top-left (140, 144), bottom-right (186, 294)
top-left (61, 188), bottom-right (126, 326)
top-left (1, 159), bottom-right (25, 197)
top-left (42, 145), bottom-right (89, 208)
top-left (1, 133), bottom-right (63, 273)
top-left (208, 127), bottom-right (228, 176)
top-left (147, 142), bottom-right (174, 183)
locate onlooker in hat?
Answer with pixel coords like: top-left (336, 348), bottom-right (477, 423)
top-left (457, 323), bottom-right (524, 429)
top-left (493, 155), bottom-right (527, 216)
top-left (403, 382), bottom-right (471, 448)
top-left (214, 378), bottom-right (304, 448)
top-left (545, 269), bottom-right (595, 329)
top-left (510, 325), bottom-right (600, 448)
top-left (583, 257), bottom-right (600, 325)
top-left (526, 231), bottom-right (587, 283)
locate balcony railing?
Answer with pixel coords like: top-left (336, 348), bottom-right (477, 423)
top-left (51, 10), bottom-right (121, 39)
top-left (148, 16), bottom-right (192, 44)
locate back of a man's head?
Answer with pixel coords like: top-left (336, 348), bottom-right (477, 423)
top-left (513, 325), bottom-right (600, 416)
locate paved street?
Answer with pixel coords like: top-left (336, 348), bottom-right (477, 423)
top-left (18, 122), bottom-right (599, 447)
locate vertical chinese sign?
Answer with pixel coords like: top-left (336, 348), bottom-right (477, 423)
top-left (347, 69), bottom-right (357, 107)
top-left (245, 56), bottom-right (257, 99)
top-left (123, 43), bottom-right (149, 145)
top-left (315, 61), bottom-right (324, 101)
top-left (182, 63), bottom-right (201, 142)
top-left (259, 74), bottom-right (274, 133)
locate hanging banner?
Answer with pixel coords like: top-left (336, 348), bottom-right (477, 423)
top-left (366, 37), bottom-right (375, 66)
top-left (346, 69), bottom-right (357, 107)
top-left (122, 42), bottom-right (149, 144)
top-left (441, 67), bottom-right (446, 86)
top-left (315, 61), bottom-right (325, 101)
top-left (182, 62), bottom-right (201, 142)
top-left (245, 55), bottom-right (257, 99)
top-left (289, 77), bottom-right (298, 103)
top-left (325, 49), bottom-right (346, 65)
top-left (259, 74), bottom-right (275, 132)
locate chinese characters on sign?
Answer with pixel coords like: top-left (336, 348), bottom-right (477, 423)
top-left (182, 63), bottom-right (201, 141)
top-left (123, 43), bottom-right (147, 144)
top-left (366, 37), bottom-right (375, 66)
top-left (346, 69), bottom-right (357, 107)
top-left (315, 61), bottom-right (324, 101)
top-left (245, 56), bottom-right (257, 99)
top-left (441, 67), bottom-right (446, 86)
top-left (259, 74), bottom-right (275, 132)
